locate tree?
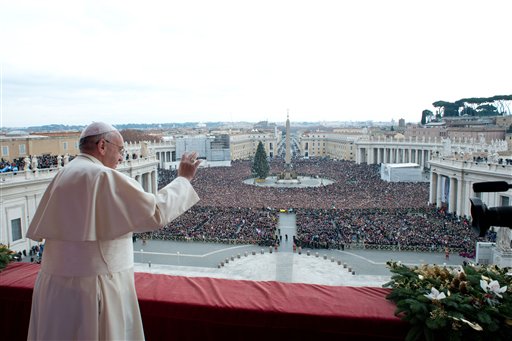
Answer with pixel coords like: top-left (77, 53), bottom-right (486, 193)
top-left (432, 101), bottom-right (459, 117)
top-left (421, 110), bottom-right (433, 125)
top-left (252, 141), bottom-right (269, 180)
top-left (477, 104), bottom-right (499, 116)
top-left (460, 106), bottom-right (477, 116)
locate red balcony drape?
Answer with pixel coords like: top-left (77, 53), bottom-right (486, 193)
top-left (0, 262), bottom-right (407, 340)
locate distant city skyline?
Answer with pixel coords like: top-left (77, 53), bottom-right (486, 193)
top-left (1, 119), bottom-right (407, 133)
top-left (1, 1), bottom-right (511, 128)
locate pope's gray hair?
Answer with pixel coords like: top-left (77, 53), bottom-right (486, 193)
top-left (79, 131), bottom-right (117, 152)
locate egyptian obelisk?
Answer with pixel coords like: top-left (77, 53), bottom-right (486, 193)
top-left (285, 112), bottom-right (291, 169)
top-left (276, 112), bottom-right (298, 183)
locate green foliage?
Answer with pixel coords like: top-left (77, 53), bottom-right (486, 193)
top-left (384, 261), bottom-right (512, 340)
top-left (460, 107), bottom-right (477, 116)
top-left (476, 104), bottom-right (499, 116)
top-left (427, 94), bottom-right (512, 122)
top-left (251, 141), bottom-right (269, 179)
top-left (421, 110), bottom-right (433, 125)
top-left (0, 244), bottom-right (14, 271)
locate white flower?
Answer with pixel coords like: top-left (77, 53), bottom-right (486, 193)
top-left (418, 275), bottom-right (424, 280)
top-left (480, 279), bottom-right (507, 298)
top-left (425, 287), bottom-right (446, 301)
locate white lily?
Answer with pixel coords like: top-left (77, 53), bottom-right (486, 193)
top-left (480, 279), bottom-right (507, 298)
top-left (425, 287), bottom-right (446, 301)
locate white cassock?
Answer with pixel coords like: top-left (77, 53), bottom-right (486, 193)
top-left (26, 154), bottom-right (200, 340)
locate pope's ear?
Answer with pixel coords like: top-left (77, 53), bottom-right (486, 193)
top-left (97, 139), bottom-right (107, 155)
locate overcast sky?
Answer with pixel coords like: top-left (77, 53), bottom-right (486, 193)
top-left (1, 0), bottom-right (510, 128)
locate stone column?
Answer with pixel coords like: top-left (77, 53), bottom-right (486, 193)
top-left (464, 181), bottom-right (472, 218)
top-left (152, 170), bottom-right (158, 194)
top-left (449, 177), bottom-right (456, 214)
top-left (456, 177), bottom-right (463, 216)
top-left (429, 172), bottom-right (437, 205)
top-left (436, 175), bottom-right (443, 208)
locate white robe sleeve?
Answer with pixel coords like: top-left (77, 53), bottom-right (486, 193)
top-left (132, 176), bottom-right (200, 232)
top-left (92, 171), bottom-right (200, 237)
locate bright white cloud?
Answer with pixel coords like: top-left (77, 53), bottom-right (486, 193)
top-left (1, 0), bottom-right (511, 127)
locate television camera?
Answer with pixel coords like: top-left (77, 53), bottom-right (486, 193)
top-left (470, 181), bottom-right (512, 237)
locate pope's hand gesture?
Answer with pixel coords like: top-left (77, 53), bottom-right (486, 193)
top-left (178, 152), bottom-right (201, 181)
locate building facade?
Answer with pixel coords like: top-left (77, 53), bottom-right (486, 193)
top-left (1, 132), bottom-right (80, 161)
top-left (230, 132), bottom-right (279, 160)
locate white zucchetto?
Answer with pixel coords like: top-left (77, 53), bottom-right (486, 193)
top-left (80, 122), bottom-right (117, 139)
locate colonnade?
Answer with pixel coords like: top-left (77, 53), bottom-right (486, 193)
top-left (154, 150), bottom-right (175, 168)
top-left (356, 136), bottom-right (509, 169)
top-left (428, 158), bottom-right (512, 218)
top-left (133, 169), bottom-right (158, 194)
top-left (357, 145), bottom-right (432, 168)
top-left (428, 171), bottom-right (469, 217)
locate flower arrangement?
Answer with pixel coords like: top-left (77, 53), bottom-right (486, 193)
top-left (383, 261), bottom-right (512, 340)
top-left (0, 244), bottom-right (15, 271)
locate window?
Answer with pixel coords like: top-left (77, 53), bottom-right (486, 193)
top-left (63, 142), bottom-right (68, 150)
top-left (11, 218), bottom-right (22, 242)
top-left (19, 144), bottom-right (26, 155)
top-left (501, 196), bottom-right (510, 206)
top-left (1, 145), bottom-right (8, 157)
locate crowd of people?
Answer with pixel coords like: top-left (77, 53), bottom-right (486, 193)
top-left (294, 206), bottom-right (479, 253)
top-left (188, 158), bottom-right (430, 210)
top-left (138, 206), bottom-right (278, 246)
top-left (138, 158), bottom-right (484, 255)
top-left (1, 154), bottom-right (75, 172)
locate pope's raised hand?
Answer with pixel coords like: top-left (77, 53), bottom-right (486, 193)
top-left (178, 152), bottom-right (201, 181)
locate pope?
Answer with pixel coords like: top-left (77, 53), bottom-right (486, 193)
top-left (26, 122), bottom-right (201, 340)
